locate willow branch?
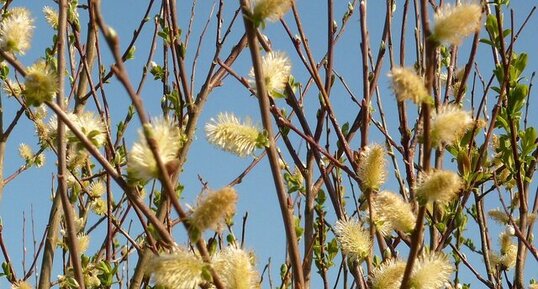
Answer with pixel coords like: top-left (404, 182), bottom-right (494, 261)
top-left (239, 1), bottom-right (305, 288)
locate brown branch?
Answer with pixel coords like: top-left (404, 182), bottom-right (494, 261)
top-left (56, 1), bottom-right (85, 287)
top-left (239, 1), bottom-right (305, 288)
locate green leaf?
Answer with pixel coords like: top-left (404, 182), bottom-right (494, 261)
top-left (508, 84), bottom-right (528, 116)
top-left (126, 45), bottom-right (136, 60)
top-left (342, 122), bottom-right (350, 136)
top-left (479, 38), bottom-right (494, 46)
top-left (294, 216), bottom-right (304, 240)
top-left (521, 127), bottom-right (537, 157)
top-left (0, 65), bottom-right (8, 80)
top-left (201, 265), bottom-right (213, 282)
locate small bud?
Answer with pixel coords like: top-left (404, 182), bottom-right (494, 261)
top-left (107, 27), bottom-right (117, 38)
top-left (488, 208), bottom-right (510, 224)
top-left (505, 225), bottom-right (515, 236)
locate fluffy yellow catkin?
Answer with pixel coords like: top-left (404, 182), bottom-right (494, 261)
top-left (357, 144), bottom-right (386, 190)
top-left (333, 218), bottom-right (371, 261)
top-left (433, 3), bottom-right (482, 45)
top-left (205, 112), bottom-right (263, 157)
top-left (388, 67), bottom-right (430, 104)
top-left (90, 198), bottom-right (107, 215)
top-left (127, 118), bottom-right (182, 182)
top-left (18, 143), bottom-right (33, 162)
top-left (409, 252), bottom-right (455, 289)
top-left (11, 281), bottom-right (33, 289)
top-left (43, 6), bottom-right (59, 29)
top-left (373, 191), bottom-right (416, 235)
top-left (488, 208), bottom-right (510, 224)
top-left (415, 170), bottom-right (463, 204)
top-left (41, 112), bottom-right (106, 149)
top-left (68, 112), bottom-right (107, 148)
top-left (189, 187), bottom-right (238, 233)
top-left (23, 60), bottom-right (58, 107)
top-left (145, 249), bottom-right (205, 289)
top-left (76, 233), bottom-right (90, 254)
top-left (213, 247), bottom-right (261, 289)
top-left (370, 258), bottom-right (406, 289)
top-left (88, 181), bottom-right (106, 198)
top-left (430, 105), bottom-right (473, 147)
top-left (2, 79), bottom-right (24, 97)
top-left (249, 51), bottom-right (292, 97)
top-left (252, 0), bottom-right (292, 22)
top-left (490, 232), bottom-right (517, 269)
top-left (0, 7), bottom-right (34, 54)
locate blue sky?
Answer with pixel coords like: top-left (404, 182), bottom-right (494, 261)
top-left (1, 0), bottom-right (537, 288)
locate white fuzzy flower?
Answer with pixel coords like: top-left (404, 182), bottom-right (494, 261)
top-left (18, 143), bottom-right (33, 162)
top-left (370, 258), bottom-right (406, 289)
top-left (433, 4), bottom-right (482, 45)
top-left (430, 105), bottom-right (473, 147)
top-left (24, 60), bottom-right (57, 106)
top-left (415, 170), bottom-right (463, 204)
top-left (205, 112), bottom-right (264, 157)
top-left (212, 247), bottom-right (261, 289)
top-left (357, 144), bottom-right (386, 190)
top-left (2, 79), bottom-right (24, 97)
top-left (145, 249), bottom-right (205, 289)
top-left (69, 112), bottom-right (107, 148)
top-left (88, 181), bottom-right (106, 198)
top-left (128, 118), bottom-right (182, 182)
top-left (389, 67), bottom-right (430, 104)
top-left (373, 191), bottom-right (416, 235)
top-left (43, 6), bottom-right (59, 29)
top-left (410, 253), bottom-right (454, 289)
top-left (0, 7), bottom-right (34, 54)
top-left (252, 0), bottom-right (292, 22)
top-left (334, 218), bottom-right (371, 261)
top-left (249, 51), bottom-right (291, 97)
top-left (43, 112), bottom-right (106, 149)
top-left (189, 187), bottom-right (238, 234)
top-left (490, 232), bottom-right (518, 269)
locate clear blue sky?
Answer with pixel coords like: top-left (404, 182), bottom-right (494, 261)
top-left (1, 1), bottom-right (537, 288)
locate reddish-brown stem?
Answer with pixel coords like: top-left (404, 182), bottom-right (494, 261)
top-left (239, 2), bottom-right (305, 288)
